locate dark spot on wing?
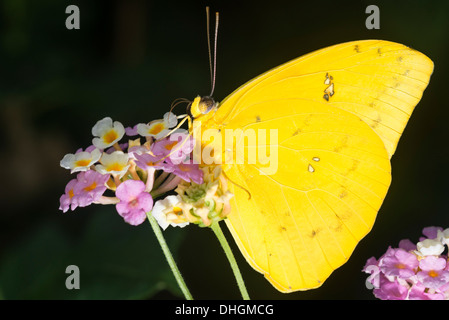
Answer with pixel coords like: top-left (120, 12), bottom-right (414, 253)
top-left (323, 93), bottom-right (330, 101)
top-left (370, 114), bottom-right (382, 129)
top-left (310, 228), bottom-right (320, 238)
top-left (377, 48), bottom-right (382, 56)
top-left (331, 222), bottom-right (343, 232)
top-left (256, 115), bottom-right (261, 122)
top-left (339, 190), bottom-right (348, 199)
top-left (333, 135), bottom-right (349, 152)
top-left (343, 159), bottom-right (360, 176)
top-left (354, 44), bottom-right (360, 53)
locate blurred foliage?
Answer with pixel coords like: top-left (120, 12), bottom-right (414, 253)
top-left (1, 0), bottom-right (449, 300)
top-left (0, 207), bottom-right (184, 299)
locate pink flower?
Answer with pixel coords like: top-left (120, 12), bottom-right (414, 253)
top-left (151, 133), bottom-right (194, 163)
top-left (398, 239), bottom-right (416, 251)
top-left (165, 157), bottom-right (203, 184)
top-left (420, 226), bottom-right (444, 241)
top-left (417, 256), bottom-right (449, 290)
top-left (363, 226), bottom-right (449, 300)
top-left (59, 179), bottom-right (79, 212)
top-left (125, 125), bottom-right (139, 136)
top-left (74, 170), bottom-right (110, 207)
top-left (115, 180), bottom-right (153, 226)
top-left (134, 152), bottom-right (172, 172)
top-left (380, 247), bottom-right (418, 279)
top-left (373, 275), bottom-right (409, 300)
top-left (408, 283), bottom-right (445, 300)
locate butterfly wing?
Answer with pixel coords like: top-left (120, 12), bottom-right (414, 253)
top-left (201, 40), bottom-right (432, 291)
top-left (214, 40), bottom-right (433, 158)
top-left (219, 101), bottom-right (391, 291)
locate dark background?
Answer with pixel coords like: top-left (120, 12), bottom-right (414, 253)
top-left (1, 0), bottom-right (448, 300)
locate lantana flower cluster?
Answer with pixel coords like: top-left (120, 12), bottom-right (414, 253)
top-left (363, 226), bottom-right (449, 300)
top-left (59, 113), bottom-right (233, 229)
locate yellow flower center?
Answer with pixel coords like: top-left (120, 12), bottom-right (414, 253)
top-left (129, 198), bottom-right (139, 208)
top-left (178, 163), bottom-right (191, 172)
top-left (149, 123), bottom-right (165, 135)
top-left (75, 159), bottom-right (91, 167)
top-left (103, 130), bottom-right (118, 144)
top-left (106, 162), bottom-right (125, 172)
top-left (164, 141), bottom-right (178, 151)
top-left (428, 270), bottom-right (439, 278)
top-left (68, 189), bottom-right (75, 198)
top-left (173, 206), bottom-right (183, 215)
top-left (395, 263), bottom-right (406, 269)
top-left (84, 182), bottom-right (97, 192)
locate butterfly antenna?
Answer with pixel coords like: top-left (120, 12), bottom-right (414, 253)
top-left (169, 98), bottom-right (190, 114)
top-left (206, 7), bottom-right (213, 94)
top-left (206, 7), bottom-right (219, 97)
top-left (222, 170), bottom-right (252, 200)
top-left (168, 97), bottom-right (190, 124)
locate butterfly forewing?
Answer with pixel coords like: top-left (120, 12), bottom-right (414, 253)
top-left (216, 40), bottom-right (433, 158)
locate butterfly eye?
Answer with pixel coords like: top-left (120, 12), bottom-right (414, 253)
top-left (199, 96), bottom-right (217, 114)
top-left (187, 96), bottom-right (217, 118)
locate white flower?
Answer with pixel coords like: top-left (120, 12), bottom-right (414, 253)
top-left (437, 228), bottom-right (449, 247)
top-left (95, 151), bottom-right (130, 178)
top-left (136, 112), bottom-right (178, 140)
top-left (152, 195), bottom-right (189, 230)
top-left (416, 238), bottom-right (445, 256)
top-left (60, 148), bottom-right (102, 173)
top-left (92, 117), bottom-right (125, 149)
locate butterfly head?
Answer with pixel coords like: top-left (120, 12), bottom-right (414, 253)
top-left (188, 96), bottom-right (218, 120)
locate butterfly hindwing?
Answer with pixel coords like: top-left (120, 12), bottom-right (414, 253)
top-left (221, 100), bottom-right (391, 291)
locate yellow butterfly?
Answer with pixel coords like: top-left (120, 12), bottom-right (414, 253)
top-left (188, 40), bottom-right (433, 292)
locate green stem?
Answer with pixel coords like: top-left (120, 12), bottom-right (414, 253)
top-left (211, 222), bottom-right (250, 300)
top-left (147, 212), bottom-right (193, 300)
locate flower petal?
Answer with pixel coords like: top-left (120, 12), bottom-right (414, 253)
top-left (116, 180), bottom-right (146, 201)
